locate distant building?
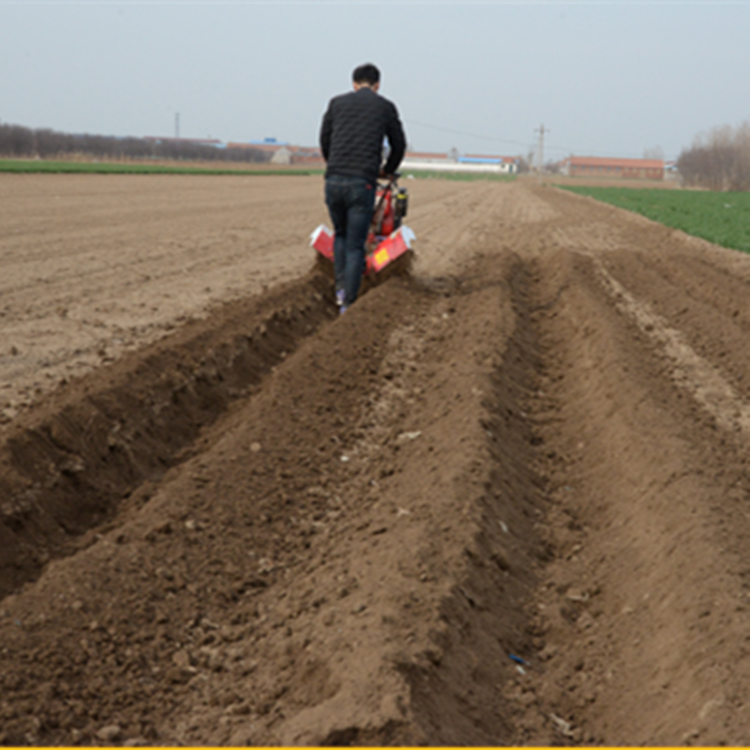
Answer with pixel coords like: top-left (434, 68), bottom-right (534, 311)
top-left (216, 139), bottom-right (524, 173)
top-left (289, 146), bottom-right (324, 166)
top-left (270, 146), bottom-right (292, 165)
top-left (144, 136), bottom-right (225, 148)
top-left (227, 140), bottom-right (324, 166)
top-left (462, 154), bottom-right (519, 174)
top-left (402, 151), bottom-right (453, 164)
top-left (559, 156), bottom-right (664, 180)
top-left (400, 151), bottom-right (520, 174)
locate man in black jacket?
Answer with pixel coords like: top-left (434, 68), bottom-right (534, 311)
top-left (319, 63), bottom-right (406, 312)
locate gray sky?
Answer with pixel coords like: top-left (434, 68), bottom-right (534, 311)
top-left (2, 1), bottom-right (749, 162)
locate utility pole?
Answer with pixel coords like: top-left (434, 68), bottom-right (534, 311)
top-left (175, 112), bottom-right (180, 139)
top-left (534, 123), bottom-right (548, 174)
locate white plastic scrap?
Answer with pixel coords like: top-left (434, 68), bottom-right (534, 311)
top-left (397, 431), bottom-right (422, 442)
top-left (550, 714), bottom-right (574, 738)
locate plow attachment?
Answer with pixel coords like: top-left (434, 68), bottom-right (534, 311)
top-left (310, 223), bottom-right (416, 276)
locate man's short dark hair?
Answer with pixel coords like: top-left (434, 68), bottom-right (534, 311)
top-left (352, 63), bottom-right (380, 86)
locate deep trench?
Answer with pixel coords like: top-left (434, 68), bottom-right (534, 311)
top-left (0, 271), bottom-right (337, 600)
top-left (399, 258), bottom-right (565, 745)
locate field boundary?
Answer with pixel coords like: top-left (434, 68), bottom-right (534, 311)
top-left (0, 158), bottom-right (319, 176)
top-left (559, 184), bottom-right (750, 254)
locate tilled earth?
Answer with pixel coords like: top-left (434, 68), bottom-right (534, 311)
top-left (1, 174), bottom-right (749, 745)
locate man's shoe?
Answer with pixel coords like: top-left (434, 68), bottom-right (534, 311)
top-left (339, 305), bottom-right (348, 315)
top-left (336, 289), bottom-right (345, 307)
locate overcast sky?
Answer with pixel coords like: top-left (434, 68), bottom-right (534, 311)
top-left (2, 1), bottom-right (748, 162)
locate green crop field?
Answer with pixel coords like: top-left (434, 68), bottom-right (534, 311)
top-left (0, 159), bottom-right (315, 176)
top-left (560, 185), bottom-right (750, 255)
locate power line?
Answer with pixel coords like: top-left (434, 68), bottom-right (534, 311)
top-left (405, 118), bottom-right (681, 161)
top-left (404, 119), bottom-right (531, 149)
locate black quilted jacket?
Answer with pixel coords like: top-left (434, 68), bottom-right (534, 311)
top-left (319, 87), bottom-right (406, 184)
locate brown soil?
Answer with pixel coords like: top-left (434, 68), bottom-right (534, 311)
top-left (1, 174), bottom-right (749, 746)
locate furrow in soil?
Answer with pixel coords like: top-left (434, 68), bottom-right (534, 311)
top-left (1, 177), bottom-right (749, 746)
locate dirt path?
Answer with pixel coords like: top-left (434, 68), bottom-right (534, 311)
top-left (0, 176), bottom-right (749, 745)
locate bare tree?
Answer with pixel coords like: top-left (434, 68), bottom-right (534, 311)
top-left (0, 124), bottom-right (34, 156)
top-left (0, 122), bottom-right (271, 164)
top-left (677, 122), bottom-right (750, 191)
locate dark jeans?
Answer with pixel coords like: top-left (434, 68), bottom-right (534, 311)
top-left (324, 175), bottom-right (375, 307)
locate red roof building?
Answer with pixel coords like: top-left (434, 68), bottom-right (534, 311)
top-left (403, 151), bottom-right (451, 161)
top-left (560, 156), bottom-right (664, 180)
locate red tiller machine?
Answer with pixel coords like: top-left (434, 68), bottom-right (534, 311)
top-left (310, 175), bottom-right (415, 278)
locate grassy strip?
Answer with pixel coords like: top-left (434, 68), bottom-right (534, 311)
top-left (561, 185), bottom-right (750, 254)
top-left (1, 159), bottom-right (518, 183)
top-left (0, 159), bottom-right (318, 176)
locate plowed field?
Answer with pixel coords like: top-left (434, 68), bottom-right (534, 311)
top-left (1, 174), bottom-right (749, 746)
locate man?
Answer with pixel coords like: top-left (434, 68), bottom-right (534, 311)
top-left (319, 63), bottom-right (406, 313)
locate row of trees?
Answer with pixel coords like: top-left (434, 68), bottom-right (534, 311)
top-left (0, 122), bottom-right (271, 164)
top-left (677, 122), bottom-right (750, 191)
